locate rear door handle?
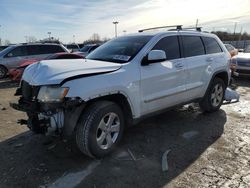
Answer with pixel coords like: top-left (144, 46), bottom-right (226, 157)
top-left (206, 57), bottom-right (214, 62)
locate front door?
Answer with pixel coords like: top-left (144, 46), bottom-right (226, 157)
top-left (140, 35), bottom-right (187, 115)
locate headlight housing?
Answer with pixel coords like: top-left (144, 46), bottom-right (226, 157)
top-left (37, 86), bottom-right (69, 102)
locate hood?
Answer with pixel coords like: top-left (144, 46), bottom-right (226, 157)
top-left (22, 59), bottom-right (121, 86)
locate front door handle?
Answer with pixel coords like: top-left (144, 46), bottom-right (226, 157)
top-left (175, 62), bottom-right (184, 69)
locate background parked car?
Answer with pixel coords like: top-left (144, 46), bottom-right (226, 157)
top-left (232, 45), bottom-right (250, 76)
top-left (9, 52), bottom-right (84, 81)
top-left (0, 45), bottom-right (9, 51)
top-left (65, 43), bottom-right (80, 52)
top-left (76, 44), bottom-right (100, 57)
top-left (224, 43), bottom-right (238, 57)
top-left (0, 43), bottom-right (69, 78)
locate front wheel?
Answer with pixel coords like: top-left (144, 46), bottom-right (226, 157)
top-left (75, 101), bottom-right (124, 158)
top-left (199, 77), bottom-right (226, 112)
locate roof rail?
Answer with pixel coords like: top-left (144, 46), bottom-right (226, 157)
top-left (181, 27), bottom-right (202, 32)
top-left (138, 25), bottom-right (182, 32)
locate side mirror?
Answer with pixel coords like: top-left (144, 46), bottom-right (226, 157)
top-left (141, 50), bottom-right (166, 66)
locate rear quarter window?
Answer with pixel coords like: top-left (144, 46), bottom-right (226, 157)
top-left (202, 37), bottom-right (222, 54)
top-left (182, 36), bottom-right (205, 57)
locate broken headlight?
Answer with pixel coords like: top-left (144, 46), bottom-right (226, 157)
top-left (37, 86), bottom-right (69, 102)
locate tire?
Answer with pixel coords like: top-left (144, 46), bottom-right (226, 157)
top-left (0, 65), bottom-right (7, 79)
top-left (75, 101), bottom-right (125, 158)
top-left (199, 77), bottom-right (226, 113)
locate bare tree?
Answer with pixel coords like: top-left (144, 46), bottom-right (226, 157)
top-left (27, 36), bottom-right (37, 43)
top-left (91, 33), bottom-right (100, 41)
top-left (4, 39), bottom-right (11, 45)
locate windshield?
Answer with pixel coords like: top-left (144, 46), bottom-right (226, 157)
top-left (80, 46), bottom-right (92, 52)
top-left (86, 35), bottom-right (152, 63)
top-left (0, 45), bottom-right (15, 56)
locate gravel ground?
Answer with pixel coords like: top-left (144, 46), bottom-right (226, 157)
top-left (0, 78), bottom-right (249, 188)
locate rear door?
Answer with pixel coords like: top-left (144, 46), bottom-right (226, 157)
top-left (140, 35), bottom-right (188, 115)
top-left (180, 35), bottom-right (207, 100)
top-left (181, 35), bottom-right (224, 100)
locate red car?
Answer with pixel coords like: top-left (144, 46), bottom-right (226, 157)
top-left (9, 53), bottom-right (83, 81)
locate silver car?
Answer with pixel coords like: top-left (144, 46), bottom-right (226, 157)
top-left (232, 45), bottom-right (250, 76)
top-left (0, 43), bottom-right (69, 78)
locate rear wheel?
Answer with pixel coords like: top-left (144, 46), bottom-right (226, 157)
top-left (199, 77), bottom-right (226, 112)
top-left (75, 101), bottom-right (124, 158)
top-left (0, 65), bottom-right (7, 79)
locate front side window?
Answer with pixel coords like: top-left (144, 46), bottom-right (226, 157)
top-left (152, 36), bottom-right (180, 60)
top-left (182, 36), bottom-right (205, 57)
top-left (86, 36), bottom-right (152, 63)
top-left (5, 46), bottom-right (28, 57)
top-left (202, 37), bottom-right (222, 54)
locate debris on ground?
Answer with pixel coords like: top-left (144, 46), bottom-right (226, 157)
top-left (0, 104), bottom-right (6, 110)
top-left (47, 143), bottom-right (57, 150)
top-left (162, 149), bottom-right (171, 172)
top-left (224, 87), bottom-right (240, 102)
top-left (182, 131), bottom-right (199, 139)
top-left (14, 143), bottom-right (24, 148)
top-left (127, 148), bottom-right (137, 161)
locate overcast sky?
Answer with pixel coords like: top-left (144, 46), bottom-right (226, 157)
top-left (1, 0), bottom-right (250, 44)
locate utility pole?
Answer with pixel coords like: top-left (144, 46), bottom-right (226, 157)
top-left (233, 22), bottom-right (237, 42)
top-left (48, 32), bottom-right (51, 41)
top-left (195, 19), bottom-right (199, 28)
top-left (113, 21), bottom-right (119, 38)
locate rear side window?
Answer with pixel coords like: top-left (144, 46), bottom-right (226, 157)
top-left (152, 36), bottom-right (180, 60)
top-left (40, 45), bottom-right (65, 54)
top-left (5, 46), bottom-right (28, 57)
top-left (202, 37), bottom-right (222, 54)
top-left (27, 45), bottom-right (41, 55)
top-left (182, 36), bottom-right (205, 57)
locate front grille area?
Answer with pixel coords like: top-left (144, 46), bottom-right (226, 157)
top-left (21, 81), bottom-right (40, 101)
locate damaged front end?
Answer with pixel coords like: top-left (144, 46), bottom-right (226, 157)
top-left (10, 81), bottom-right (85, 137)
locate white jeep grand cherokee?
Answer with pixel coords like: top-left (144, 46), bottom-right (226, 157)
top-left (11, 28), bottom-right (231, 158)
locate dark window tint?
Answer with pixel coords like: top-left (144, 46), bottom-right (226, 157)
top-left (202, 37), bottom-right (222, 54)
top-left (52, 54), bottom-right (82, 59)
top-left (6, 46), bottom-right (28, 57)
top-left (27, 45), bottom-right (41, 55)
top-left (40, 45), bottom-right (65, 54)
top-left (80, 46), bottom-right (92, 52)
top-left (182, 36), bottom-right (205, 57)
top-left (152, 36), bottom-right (180, 60)
top-left (89, 45), bottom-right (99, 53)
